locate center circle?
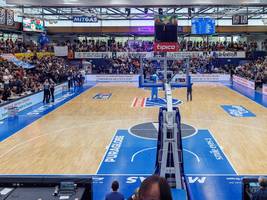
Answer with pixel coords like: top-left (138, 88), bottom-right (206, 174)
top-left (129, 122), bottom-right (197, 139)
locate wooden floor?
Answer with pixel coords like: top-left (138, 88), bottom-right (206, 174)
top-left (0, 83), bottom-right (266, 175)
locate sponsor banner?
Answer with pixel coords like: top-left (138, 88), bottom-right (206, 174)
top-left (167, 51), bottom-right (205, 59)
top-left (212, 51), bottom-right (246, 58)
top-left (86, 75), bottom-right (139, 82)
top-left (0, 82), bottom-right (67, 120)
top-left (221, 105), bottom-right (256, 117)
top-left (263, 84), bottom-right (267, 95)
top-left (145, 97), bottom-right (182, 108)
top-left (153, 42), bottom-right (179, 52)
top-left (73, 51), bottom-right (245, 59)
top-left (54, 46), bottom-right (68, 57)
top-left (93, 93), bottom-right (112, 100)
top-left (233, 75), bottom-right (255, 90)
top-left (173, 74), bottom-right (230, 82)
top-left (75, 52), bottom-right (111, 59)
top-left (116, 52), bottom-right (149, 58)
top-left (73, 15), bottom-right (98, 23)
top-left (87, 74), bottom-right (229, 83)
top-left (14, 52), bottom-right (54, 59)
top-left (0, 54), bottom-right (35, 69)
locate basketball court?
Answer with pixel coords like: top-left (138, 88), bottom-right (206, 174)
top-left (0, 80), bottom-right (266, 199)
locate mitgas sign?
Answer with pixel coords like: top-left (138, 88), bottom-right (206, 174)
top-left (73, 15), bottom-right (98, 23)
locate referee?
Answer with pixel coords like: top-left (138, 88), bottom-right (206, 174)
top-left (187, 83), bottom-right (193, 102)
top-left (50, 79), bottom-right (55, 103)
top-left (43, 79), bottom-right (50, 104)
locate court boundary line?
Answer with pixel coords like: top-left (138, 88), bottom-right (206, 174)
top-left (0, 83), bottom-right (96, 143)
top-left (1, 173), bottom-right (265, 176)
top-left (96, 129), bottom-right (118, 174)
top-left (0, 173), bottom-right (153, 176)
top-left (131, 147), bottom-right (157, 162)
top-left (225, 84), bottom-right (267, 109)
top-left (207, 129), bottom-right (238, 176)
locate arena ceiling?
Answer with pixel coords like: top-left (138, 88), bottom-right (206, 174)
top-left (7, 6), bottom-right (266, 21)
top-left (5, 0), bottom-right (267, 7)
top-left (2, 0), bottom-right (267, 21)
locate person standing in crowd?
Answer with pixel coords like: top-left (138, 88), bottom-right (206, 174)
top-left (67, 70), bottom-right (73, 91)
top-left (105, 181), bottom-right (124, 200)
top-left (187, 83), bottom-right (193, 102)
top-left (43, 79), bottom-right (50, 104)
top-left (49, 79), bottom-right (55, 103)
top-left (2, 88), bottom-right (11, 102)
top-left (252, 177), bottom-right (267, 200)
top-left (3, 71), bottom-right (10, 90)
top-left (138, 175), bottom-right (173, 200)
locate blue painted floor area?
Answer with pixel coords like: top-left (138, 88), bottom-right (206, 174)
top-left (96, 129), bottom-right (238, 200)
top-left (145, 97), bottom-right (182, 107)
top-left (98, 129), bottom-right (236, 176)
top-left (96, 81), bottom-right (267, 200)
top-left (0, 83), bottom-right (94, 142)
top-left (1, 81), bottom-right (266, 200)
top-left (228, 82), bottom-right (267, 108)
top-left (183, 130), bottom-right (236, 175)
top-left (93, 175), bottom-right (147, 200)
top-left (97, 130), bottom-right (157, 175)
top-left (186, 175), bottom-right (242, 200)
top-left (93, 175), bottom-right (185, 200)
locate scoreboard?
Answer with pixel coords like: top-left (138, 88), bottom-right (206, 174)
top-left (232, 15), bottom-right (248, 25)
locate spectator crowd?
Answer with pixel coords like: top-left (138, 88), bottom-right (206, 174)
top-left (0, 38), bottom-right (53, 54)
top-left (1, 38), bottom-right (266, 54)
top-left (235, 56), bottom-right (267, 87)
top-left (65, 39), bottom-right (263, 53)
top-left (0, 55), bottom-right (81, 104)
top-left (0, 37), bottom-right (266, 104)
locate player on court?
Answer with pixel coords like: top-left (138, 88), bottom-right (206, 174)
top-left (187, 82), bottom-right (193, 101)
top-left (151, 72), bottom-right (159, 100)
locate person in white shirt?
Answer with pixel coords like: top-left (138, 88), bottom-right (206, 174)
top-left (3, 73), bottom-right (10, 90)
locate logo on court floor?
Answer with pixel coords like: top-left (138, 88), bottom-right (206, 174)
top-left (131, 97), bottom-right (182, 108)
top-left (221, 105), bottom-right (256, 117)
top-left (93, 93), bottom-right (112, 100)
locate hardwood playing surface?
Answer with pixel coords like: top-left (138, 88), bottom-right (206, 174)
top-left (0, 83), bottom-right (266, 175)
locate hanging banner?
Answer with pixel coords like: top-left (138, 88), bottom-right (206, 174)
top-left (75, 52), bottom-right (111, 59)
top-left (0, 54), bottom-right (35, 69)
top-left (15, 52), bottom-right (54, 59)
top-left (167, 51), bottom-right (205, 58)
top-left (6, 9), bottom-right (14, 26)
top-left (212, 51), bottom-right (246, 58)
top-left (116, 52), bottom-right (149, 58)
top-left (153, 42), bottom-right (179, 52)
top-left (73, 15), bottom-right (98, 23)
top-left (54, 46), bottom-right (68, 57)
top-left (0, 8), bottom-right (6, 25)
top-left (233, 75), bottom-right (255, 90)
